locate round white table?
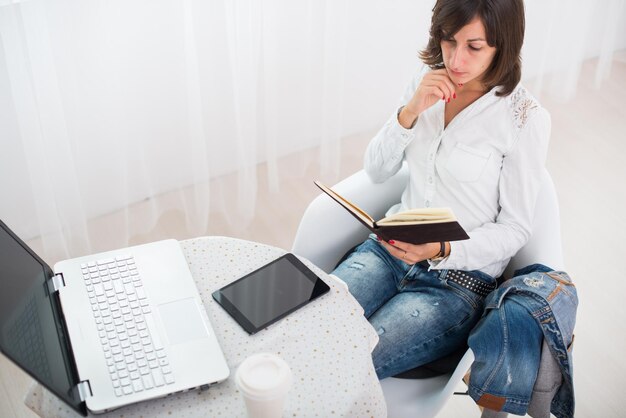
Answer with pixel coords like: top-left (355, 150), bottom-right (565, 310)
top-left (25, 237), bottom-right (387, 417)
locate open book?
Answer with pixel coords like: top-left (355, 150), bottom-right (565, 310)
top-left (314, 180), bottom-right (469, 245)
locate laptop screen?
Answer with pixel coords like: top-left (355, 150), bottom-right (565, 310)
top-left (0, 220), bottom-right (85, 415)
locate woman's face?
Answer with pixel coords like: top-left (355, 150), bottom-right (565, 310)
top-left (440, 17), bottom-right (497, 88)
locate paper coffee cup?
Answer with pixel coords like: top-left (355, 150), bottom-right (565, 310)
top-left (235, 353), bottom-right (292, 418)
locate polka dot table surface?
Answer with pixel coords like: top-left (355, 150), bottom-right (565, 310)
top-left (24, 237), bottom-right (387, 417)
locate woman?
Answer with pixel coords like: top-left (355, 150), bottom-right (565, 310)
top-left (332, 0), bottom-right (550, 379)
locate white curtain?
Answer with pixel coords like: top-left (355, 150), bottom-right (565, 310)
top-left (1, 0), bottom-right (624, 262)
top-left (523, 0), bottom-right (626, 101)
top-left (0, 0), bottom-right (358, 261)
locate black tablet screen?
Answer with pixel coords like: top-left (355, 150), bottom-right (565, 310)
top-left (212, 253), bottom-right (330, 334)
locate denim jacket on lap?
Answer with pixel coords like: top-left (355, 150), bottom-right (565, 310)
top-left (467, 264), bottom-right (577, 418)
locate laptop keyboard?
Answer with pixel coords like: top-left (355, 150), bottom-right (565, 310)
top-left (81, 255), bottom-right (175, 397)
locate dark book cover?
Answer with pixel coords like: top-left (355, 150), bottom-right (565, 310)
top-left (315, 180), bottom-right (469, 245)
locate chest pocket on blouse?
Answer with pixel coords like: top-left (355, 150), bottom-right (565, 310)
top-left (445, 142), bottom-right (491, 183)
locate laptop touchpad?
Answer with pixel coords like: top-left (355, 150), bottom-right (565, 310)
top-left (158, 298), bottom-right (209, 345)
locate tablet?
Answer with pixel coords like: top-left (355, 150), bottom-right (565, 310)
top-left (212, 253), bottom-right (331, 335)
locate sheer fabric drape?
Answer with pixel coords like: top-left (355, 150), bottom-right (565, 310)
top-left (0, 0), bottom-right (356, 261)
top-left (0, 0), bottom-right (623, 262)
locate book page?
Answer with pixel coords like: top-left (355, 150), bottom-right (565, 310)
top-left (377, 207), bottom-right (455, 226)
top-left (314, 181), bottom-right (375, 228)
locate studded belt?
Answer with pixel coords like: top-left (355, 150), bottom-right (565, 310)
top-left (446, 269), bottom-right (497, 297)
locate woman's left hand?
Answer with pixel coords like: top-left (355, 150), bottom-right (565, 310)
top-left (378, 238), bottom-right (441, 264)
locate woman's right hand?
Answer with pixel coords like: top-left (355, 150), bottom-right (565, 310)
top-left (398, 68), bottom-right (458, 129)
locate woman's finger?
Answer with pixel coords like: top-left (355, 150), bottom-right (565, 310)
top-left (425, 73), bottom-right (456, 101)
top-left (423, 85), bottom-right (446, 101)
top-left (378, 239), bottom-right (416, 264)
top-left (378, 239), bottom-right (402, 257)
top-left (437, 75), bottom-right (458, 100)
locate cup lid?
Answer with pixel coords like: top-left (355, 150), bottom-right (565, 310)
top-left (235, 353), bottom-right (292, 399)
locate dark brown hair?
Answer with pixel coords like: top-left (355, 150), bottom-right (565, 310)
top-left (419, 0), bottom-right (525, 97)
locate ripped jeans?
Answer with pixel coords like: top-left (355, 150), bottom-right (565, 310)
top-left (332, 236), bottom-right (492, 379)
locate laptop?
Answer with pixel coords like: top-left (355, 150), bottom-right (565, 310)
top-left (0, 219), bottom-right (230, 415)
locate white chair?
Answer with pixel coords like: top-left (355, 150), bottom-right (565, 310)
top-left (292, 164), bottom-right (564, 418)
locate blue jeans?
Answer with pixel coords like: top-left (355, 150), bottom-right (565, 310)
top-left (468, 265), bottom-right (577, 417)
top-left (332, 236), bottom-right (494, 379)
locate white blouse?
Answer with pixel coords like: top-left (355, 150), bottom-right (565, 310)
top-left (365, 66), bottom-right (551, 278)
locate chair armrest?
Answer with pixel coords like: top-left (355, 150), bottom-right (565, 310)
top-left (292, 165), bottom-right (409, 272)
